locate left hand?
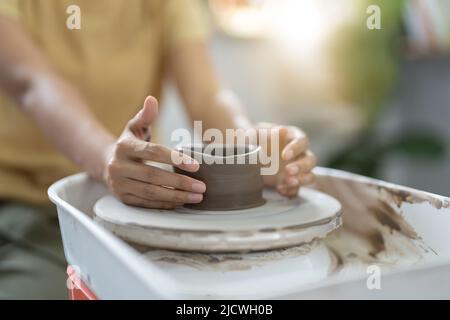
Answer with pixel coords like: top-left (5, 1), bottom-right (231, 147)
top-left (255, 123), bottom-right (317, 198)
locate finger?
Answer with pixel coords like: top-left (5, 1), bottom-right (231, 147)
top-left (284, 188), bottom-right (299, 198)
top-left (120, 194), bottom-right (183, 209)
top-left (285, 151), bottom-right (317, 176)
top-left (128, 96), bottom-right (159, 138)
top-left (279, 170), bottom-right (315, 193)
top-left (277, 185), bottom-right (299, 198)
top-left (117, 177), bottom-right (203, 203)
top-left (112, 161), bottom-right (206, 193)
top-left (115, 138), bottom-right (199, 172)
top-left (299, 172), bottom-right (315, 185)
top-left (281, 134), bottom-right (309, 161)
top-left (284, 176), bottom-right (300, 188)
top-left (284, 170), bottom-right (315, 185)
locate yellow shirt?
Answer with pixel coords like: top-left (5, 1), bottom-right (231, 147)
top-left (0, 0), bottom-right (209, 204)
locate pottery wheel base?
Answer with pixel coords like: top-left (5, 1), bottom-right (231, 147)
top-left (94, 188), bottom-right (342, 253)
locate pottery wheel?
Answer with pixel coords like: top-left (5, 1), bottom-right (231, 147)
top-left (94, 188), bottom-right (342, 253)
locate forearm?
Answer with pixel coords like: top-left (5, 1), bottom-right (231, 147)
top-left (169, 42), bottom-right (253, 133)
top-left (196, 88), bottom-right (253, 132)
top-left (0, 16), bottom-right (114, 181)
top-left (20, 73), bottom-right (115, 180)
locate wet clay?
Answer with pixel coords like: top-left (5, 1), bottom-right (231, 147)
top-left (375, 185), bottom-right (450, 209)
top-left (313, 171), bottom-right (441, 268)
top-left (369, 201), bottom-right (419, 240)
top-left (130, 169), bottom-right (448, 290)
top-left (175, 144), bottom-right (265, 211)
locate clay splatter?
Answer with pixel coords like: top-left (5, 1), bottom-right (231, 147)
top-left (370, 201), bottom-right (420, 240)
top-left (376, 185), bottom-right (450, 209)
top-left (314, 172), bottom-right (443, 268)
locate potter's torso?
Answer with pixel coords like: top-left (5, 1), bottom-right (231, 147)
top-left (0, 0), bottom-right (208, 204)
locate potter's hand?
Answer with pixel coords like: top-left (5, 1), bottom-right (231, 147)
top-left (256, 123), bottom-right (316, 198)
top-left (102, 96), bottom-right (206, 209)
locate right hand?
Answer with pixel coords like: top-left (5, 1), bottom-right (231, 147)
top-left (102, 96), bottom-right (206, 209)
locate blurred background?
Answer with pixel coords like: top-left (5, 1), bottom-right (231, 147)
top-left (159, 0), bottom-right (450, 196)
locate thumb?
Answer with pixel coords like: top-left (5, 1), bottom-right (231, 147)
top-left (128, 96), bottom-right (159, 138)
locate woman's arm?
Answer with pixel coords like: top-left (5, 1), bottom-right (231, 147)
top-left (0, 16), bottom-right (114, 181)
top-left (168, 41), bottom-right (317, 197)
top-left (168, 41), bottom-right (252, 132)
top-left (0, 16), bottom-right (206, 208)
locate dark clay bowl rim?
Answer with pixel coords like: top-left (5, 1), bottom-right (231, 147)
top-left (177, 144), bottom-right (261, 162)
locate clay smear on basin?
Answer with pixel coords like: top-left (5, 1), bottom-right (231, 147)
top-left (369, 201), bottom-right (419, 241)
top-left (313, 173), bottom-right (443, 268)
top-left (375, 185), bottom-right (450, 210)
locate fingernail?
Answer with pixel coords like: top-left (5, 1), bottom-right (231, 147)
top-left (182, 156), bottom-right (199, 171)
top-left (288, 166), bottom-right (299, 175)
top-left (287, 177), bottom-right (299, 187)
top-left (284, 150), bottom-right (294, 161)
top-left (182, 161), bottom-right (199, 171)
top-left (182, 155), bottom-right (195, 164)
top-left (188, 193), bottom-right (203, 203)
top-left (191, 182), bottom-right (206, 193)
top-left (184, 164), bottom-right (199, 172)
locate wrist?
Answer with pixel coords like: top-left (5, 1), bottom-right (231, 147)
top-left (99, 140), bottom-right (116, 183)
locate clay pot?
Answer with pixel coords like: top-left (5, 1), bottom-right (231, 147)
top-left (175, 144), bottom-right (265, 211)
